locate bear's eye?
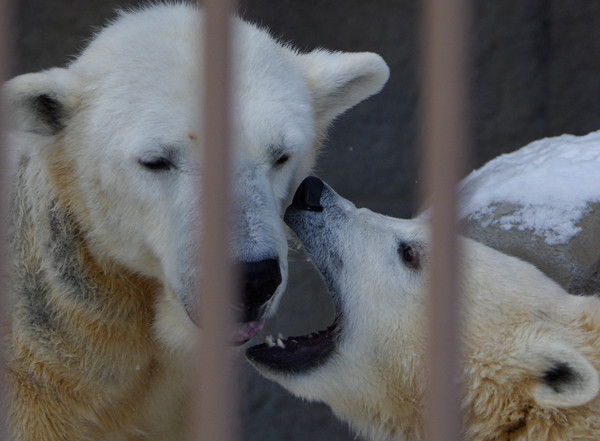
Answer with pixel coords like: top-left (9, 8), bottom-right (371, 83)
top-left (273, 153), bottom-right (290, 167)
top-left (139, 157), bottom-right (173, 172)
top-left (399, 243), bottom-right (420, 269)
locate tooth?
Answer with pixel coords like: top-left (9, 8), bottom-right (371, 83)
top-left (278, 333), bottom-right (284, 340)
top-left (277, 338), bottom-right (286, 349)
top-left (266, 335), bottom-right (275, 348)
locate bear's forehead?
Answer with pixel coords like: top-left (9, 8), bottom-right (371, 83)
top-left (72, 5), bottom-right (302, 93)
top-left (69, 5), bottom-right (314, 159)
top-left (357, 210), bottom-right (429, 239)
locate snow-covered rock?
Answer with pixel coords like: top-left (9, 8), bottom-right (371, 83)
top-left (457, 131), bottom-right (600, 294)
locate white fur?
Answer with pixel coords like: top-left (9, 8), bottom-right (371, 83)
top-left (3, 3), bottom-right (389, 346)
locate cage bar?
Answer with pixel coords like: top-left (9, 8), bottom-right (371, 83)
top-left (192, 1), bottom-right (239, 441)
top-left (420, 0), bottom-right (470, 440)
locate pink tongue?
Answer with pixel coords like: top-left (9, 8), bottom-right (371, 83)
top-left (231, 319), bottom-right (266, 342)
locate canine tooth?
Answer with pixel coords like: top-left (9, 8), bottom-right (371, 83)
top-left (276, 338), bottom-right (286, 349)
top-left (278, 332), bottom-right (284, 340)
top-left (266, 335), bottom-right (275, 348)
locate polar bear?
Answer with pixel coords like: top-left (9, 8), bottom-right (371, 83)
top-left (247, 177), bottom-right (600, 441)
top-left (3, 4), bottom-right (389, 440)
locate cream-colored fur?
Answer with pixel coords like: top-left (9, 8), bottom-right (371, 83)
top-left (249, 179), bottom-right (600, 441)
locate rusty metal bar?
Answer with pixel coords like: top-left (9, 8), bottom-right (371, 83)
top-left (193, 1), bottom-right (238, 441)
top-left (420, 0), bottom-right (470, 440)
top-left (0, 0), bottom-right (14, 439)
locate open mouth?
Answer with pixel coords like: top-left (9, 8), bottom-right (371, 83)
top-left (230, 258), bottom-right (283, 345)
top-left (245, 313), bottom-right (340, 373)
top-left (246, 176), bottom-right (341, 373)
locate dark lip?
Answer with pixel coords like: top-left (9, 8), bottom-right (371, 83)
top-left (245, 315), bottom-right (340, 373)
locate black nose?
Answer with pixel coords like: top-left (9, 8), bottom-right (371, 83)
top-left (290, 176), bottom-right (324, 212)
top-left (242, 259), bottom-right (282, 322)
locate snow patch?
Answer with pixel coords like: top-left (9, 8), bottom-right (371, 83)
top-left (459, 131), bottom-right (600, 245)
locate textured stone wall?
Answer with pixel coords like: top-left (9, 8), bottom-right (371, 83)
top-left (11, 1), bottom-right (600, 440)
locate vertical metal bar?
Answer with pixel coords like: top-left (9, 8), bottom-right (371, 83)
top-left (420, 0), bottom-right (470, 440)
top-left (192, 0), bottom-right (238, 441)
top-left (0, 0), bottom-right (14, 439)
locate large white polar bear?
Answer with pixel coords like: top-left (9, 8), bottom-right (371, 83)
top-left (247, 177), bottom-right (600, 441)
top-left (3, 4), bottom-right (389, 441)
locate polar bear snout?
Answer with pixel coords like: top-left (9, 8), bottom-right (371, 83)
top-left (241, 259), bottom-right (282, 322)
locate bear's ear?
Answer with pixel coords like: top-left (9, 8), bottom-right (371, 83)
top-left (3, 68), bottom-right (79, 136)
top-left (519, 341), bottom-right (600, 408)
top-left (296, 50), bottom-right (389, 131)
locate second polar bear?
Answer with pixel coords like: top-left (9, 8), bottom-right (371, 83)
top-left (247, 177), bottom-right (600, 441)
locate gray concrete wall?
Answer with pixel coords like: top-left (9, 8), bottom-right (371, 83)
top-left (12, 1), bottom-right (600, 440)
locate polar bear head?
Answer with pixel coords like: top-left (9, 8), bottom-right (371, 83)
top-left (247, 177), bottom-right (600, 441)
top-left (3, 5), bottom-right (389, 344)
